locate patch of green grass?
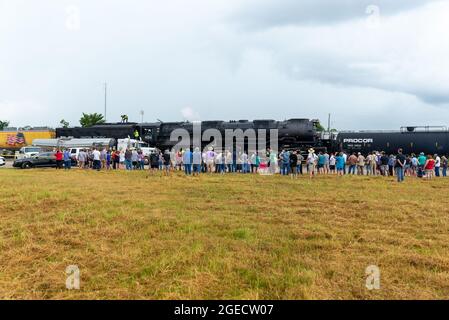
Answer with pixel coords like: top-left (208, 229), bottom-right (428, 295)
top-left (232, 228), bottom-right (252, 240)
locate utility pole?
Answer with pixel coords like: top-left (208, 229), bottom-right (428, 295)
top-left (139, 110), bottom-right (144, 139)
top-left (327, 113), bottom-right (331, 132)
top-left (104, 82), bottom-right (107, 122)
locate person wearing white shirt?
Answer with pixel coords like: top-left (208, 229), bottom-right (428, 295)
top-left (307, 149), bottom-right (318, 177)
top-left (206, 148), bottom-right (215, 173)
top-left (225, 151), bottom-right (233, 173)
top-left (215, 152), bottom-right (223, 173)
top-left (241, 152), bottom-right (249, 173)
top-left (435, 154), bottom-right (441, 177)
top-left (92, 148), bottom-right (101, 170)
top-left (78, 149), bottom-right (87, 169)
top-left (329, 153), bottom-right (336, 174)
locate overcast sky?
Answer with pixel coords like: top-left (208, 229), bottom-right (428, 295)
top-left (1, 0), bottom-right (448, 130)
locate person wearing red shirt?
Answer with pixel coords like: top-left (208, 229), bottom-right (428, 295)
top-left (55, 149), bottom-right (63, 169)
top-left (424, 155), bottom-right (436, 180)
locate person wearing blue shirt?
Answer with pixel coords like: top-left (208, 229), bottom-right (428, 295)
top-left (183, 148), bottom-right (192, 175)
top-left (192, 147), bottom-right (202, 176)
top-left (106, 150), bottom-right (112, 170)
top-left (336, 153), bottom-right (345, 176)
top-left (281, 150), bottom-right (290, 175)
top-left (63, 149), bottom-right (72, 170)
top-left (317, 152), bottom-right (326, 174)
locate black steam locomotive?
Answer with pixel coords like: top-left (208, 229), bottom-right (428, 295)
top-left (56, 119), bottom-right (330, 151)
top-left (56, 121), bottom-right (449, 155)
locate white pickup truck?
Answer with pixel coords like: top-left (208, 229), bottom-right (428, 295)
top-left (15, 146), bottom-right (43, 160)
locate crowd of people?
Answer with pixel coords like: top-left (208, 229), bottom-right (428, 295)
top-left (53, 146), bottom-right (448, 182)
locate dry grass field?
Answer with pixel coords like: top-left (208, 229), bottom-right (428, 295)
top-left (1, 168), bottom-right (449, 299)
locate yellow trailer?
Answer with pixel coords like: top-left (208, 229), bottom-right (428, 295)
top-left (0, 130), bottom-right (55, 156)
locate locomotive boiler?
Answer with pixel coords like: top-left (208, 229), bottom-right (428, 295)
top-left (56, 119), bottom-right (326, 152)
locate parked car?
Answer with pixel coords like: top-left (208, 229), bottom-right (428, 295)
top-left (13, 152), bottom-right (77, 169)
top-left (0, 156), bottom-right (5, 167)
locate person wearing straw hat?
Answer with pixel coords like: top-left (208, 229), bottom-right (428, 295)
top-left (306, 148), bottom-right (317, 178)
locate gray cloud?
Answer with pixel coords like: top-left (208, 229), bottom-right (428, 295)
top-left (233, 0), bottom-right (439, 29)
top-left (278, 53), bottom-right (449, 105)
top-left (226, 0), bottom-right (449, 106)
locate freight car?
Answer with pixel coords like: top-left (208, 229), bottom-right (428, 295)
top-left (336, 126), bottom-right (449, 155)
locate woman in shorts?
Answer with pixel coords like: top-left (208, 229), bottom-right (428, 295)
top-left (335, 152), bottom-right (345, 176)
top-left (307, 149), bottom-right (317, 178)
top-left (404, 155), bottom-right (412, 176)
top-left (424, 155), bottom-right (436, 180)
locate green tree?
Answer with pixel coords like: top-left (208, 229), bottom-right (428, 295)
top-left (60, 119), bottom-right (70, 128)
top-left (315, 122), bottom-right (326, 132)
top-left (0, 120), bottom-right (10, 130)
top-left (79, 113), bottom-right (106, 127)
